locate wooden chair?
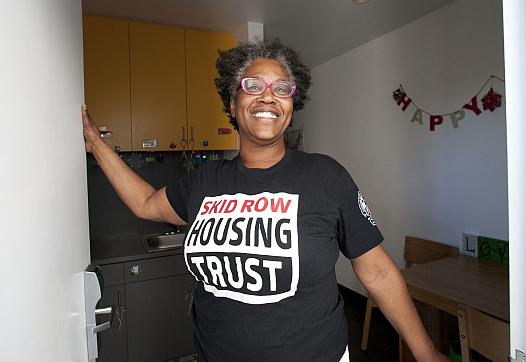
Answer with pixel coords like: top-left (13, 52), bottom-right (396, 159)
top-left (360, 236), bottom-right (459, 351)
top-left (457, 305), bottom-right (509, 362)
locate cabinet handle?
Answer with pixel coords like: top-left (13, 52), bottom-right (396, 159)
top-left (186, 276), bottom-right (195, 316)
top-left (98, 126), bottom-right (112, 138)
top-left (189, 126), bottom-right (195, 150)
top-left (181, 126), bottom-right (187, 150)
top-left (115, 291), bottom-right (126, 331)
top-left (186, 293), bottom-right (194, 316)
top-left (142, 139), bottom-right (158, 148)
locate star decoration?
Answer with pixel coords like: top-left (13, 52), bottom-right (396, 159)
top-left (393, 88), bottom-right (403, 102)
top-left (481, 88), bottom-right (502, 112)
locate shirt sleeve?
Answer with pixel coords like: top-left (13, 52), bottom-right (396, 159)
top-left (334, 166), bottom-right (383, 259)
top-left (165, 171), bottom-right (196, 223)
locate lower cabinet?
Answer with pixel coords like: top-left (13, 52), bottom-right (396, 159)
top-left (97, 254), bottom-right (196, 362)
top-left (126, 275), bottom-right (195, 362)
top-left (97, 284), bottom-right (128, 362)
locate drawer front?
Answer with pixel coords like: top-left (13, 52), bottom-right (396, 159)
top-left (99, 263), bottom-right (124, 287)
top-left (124, 254), bottom-right (187, 283)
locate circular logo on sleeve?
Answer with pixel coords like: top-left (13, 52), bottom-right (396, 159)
top-left (358, 191), bottom-right (376, 226)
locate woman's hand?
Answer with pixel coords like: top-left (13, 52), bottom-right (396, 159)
top-left (81, 104), bottom-right (103, 153)
top-left (431, 349), bottom-right (451, 362)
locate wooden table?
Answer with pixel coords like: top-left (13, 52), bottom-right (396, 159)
top-left (400, 255), bottom-right (509, 360)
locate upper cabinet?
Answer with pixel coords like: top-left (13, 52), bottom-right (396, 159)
top-left (185, 29), bottom-right (237, 151)
top-left (83, 15), bottom-right (132, 151)
top-left (82, 15), bottom-right (238, 152)
top-left (129, 21), bottom-right (187, 151)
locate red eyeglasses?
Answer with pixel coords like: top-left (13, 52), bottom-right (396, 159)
top-left (238, 77), bottom-right (297, 98)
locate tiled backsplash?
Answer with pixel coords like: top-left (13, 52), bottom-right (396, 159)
top-left (87, 152), bottom-right (188, 240)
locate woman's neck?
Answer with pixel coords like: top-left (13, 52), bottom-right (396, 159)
top-left (239, 142), bottom-right (286, 169)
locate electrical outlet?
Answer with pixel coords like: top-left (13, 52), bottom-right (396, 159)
top-left (462, 233), bottom-right (478, 257)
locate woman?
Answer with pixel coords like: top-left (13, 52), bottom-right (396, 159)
top-left (83, 39), bottom-right (447, 362)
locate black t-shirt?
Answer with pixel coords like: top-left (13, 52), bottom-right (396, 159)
top-left (166, 150), bottom-right (383, 362)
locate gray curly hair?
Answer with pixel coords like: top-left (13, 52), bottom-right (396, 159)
top-left (215, 38), bottom-right (311, 130)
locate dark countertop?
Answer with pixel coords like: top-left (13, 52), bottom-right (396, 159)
top-left (90, 233), bottom-right (183, 265)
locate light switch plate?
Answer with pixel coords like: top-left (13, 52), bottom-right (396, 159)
top-left (462, 233), bottom-right (478, 257)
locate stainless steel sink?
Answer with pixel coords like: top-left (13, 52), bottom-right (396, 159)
top-left (141, 232), bottom-right (186, 252)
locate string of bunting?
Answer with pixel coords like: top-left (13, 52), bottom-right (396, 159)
top-left (393, 75), bottom-right (505, 131)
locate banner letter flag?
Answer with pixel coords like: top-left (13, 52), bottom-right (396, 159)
top-left (462, 95), bottom-right (482, 115)
top-left (410, 109), bottom-right (423, 125)
top-left (430, 115), bottom-right (443, 131)
top-left (397, 93), bottom-right (412, 111)
top-left (450, 110), bottom-right (465, 128)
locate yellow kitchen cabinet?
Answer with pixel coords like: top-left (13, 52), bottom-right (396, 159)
top-left (83, 16), bottom-right (238, 152)
top-left (185, 29), bottom-right (238, 151)
top-left (83, 15), bottom-right (132, 151)
top-left (129, 21), bottom-right (187, 151)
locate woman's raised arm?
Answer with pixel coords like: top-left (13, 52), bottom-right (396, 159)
top-left (82, 105), bottom-right (185, 225)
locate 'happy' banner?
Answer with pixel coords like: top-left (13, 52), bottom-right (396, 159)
top-left (393, 75), bottom-right (504, 131)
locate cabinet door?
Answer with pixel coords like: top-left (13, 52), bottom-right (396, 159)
top-left (97, 285), bottom-right (128, 362)
top-left (125, 274), bottom-right (195, 362)
top-left (83, 15), bottom-right (132, 151)
top-left (130, 21), bottom-right (187, 151)
top-left (185, 29), bottom-right (238, 151)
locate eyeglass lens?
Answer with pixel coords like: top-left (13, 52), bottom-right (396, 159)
top-left (242, 78), bottom-right (295, 97)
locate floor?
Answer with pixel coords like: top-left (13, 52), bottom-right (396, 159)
top-left (339, 285), bottom-right (399, 361)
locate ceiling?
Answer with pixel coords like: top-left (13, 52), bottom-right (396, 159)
top-left (82, 0), bottom-right (455, 68)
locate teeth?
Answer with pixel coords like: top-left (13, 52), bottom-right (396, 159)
top-left (252, 111), bottom-right (277, 119)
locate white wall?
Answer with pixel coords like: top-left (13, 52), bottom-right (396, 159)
top-left (235, 21), bottom-right (264, 43)
top-left (503, 0), bottom-right (526, 356)
top-left (0, 0), bottom-right (90, 360)
top-left (298, 0), bottom-right (507, 293)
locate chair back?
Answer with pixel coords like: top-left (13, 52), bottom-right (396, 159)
top-left (457, 305), bottom-right (509, 362)
top-left (404, 236), bottom-right (459, 268)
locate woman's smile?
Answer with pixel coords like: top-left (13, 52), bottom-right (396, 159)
top-left (251, 110), bottom-right (279, 119)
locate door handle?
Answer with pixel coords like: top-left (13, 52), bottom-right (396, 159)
top-left (84, 265), bottom-right (113, 361)
top-left (95, 306), bottom-right (112, 315)
top-left (93, 306), bottom-right (113, 333)
top-left (90, 319), bottom-right (111, 334)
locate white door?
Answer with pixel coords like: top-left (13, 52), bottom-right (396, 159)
top-left (0, 0), bottom-right (90, 361)
top-left (503, 0), bottom-right (526, 359)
